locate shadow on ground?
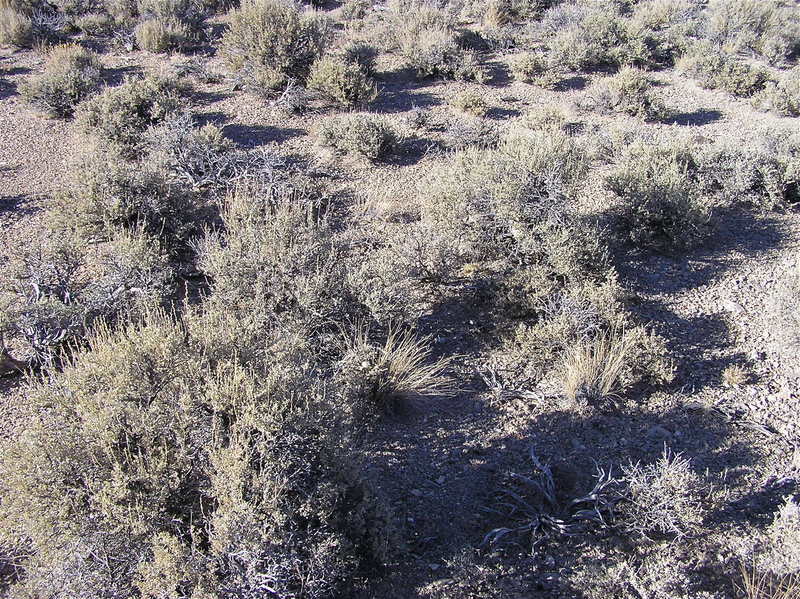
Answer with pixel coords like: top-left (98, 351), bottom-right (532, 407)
top-left (662, 109), bottom-right (724, 126)
top-left (222, 123), bottom-right (305, 146)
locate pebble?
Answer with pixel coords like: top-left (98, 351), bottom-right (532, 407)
top-left (722, 300), bottom-right (745, 314)
top-left (436, 475), bottom-right (445, 484)
top-left (411, 489), bottom-right (423, 497)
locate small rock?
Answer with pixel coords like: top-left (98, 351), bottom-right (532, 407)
top-left (648, 425), bottom-right (672, 439)
top-left (436, 475), bottom-right (446, 485)
top-left (450, 448), bottom-right (461, 459)
top-left (472, 402), bottom-right (482, 413)
top-left (429, 564), bottom-right (440, 571)
top-left (722, 300), bottom-right (745, 314)
top-left (411, 489), bottom-right (423, 497)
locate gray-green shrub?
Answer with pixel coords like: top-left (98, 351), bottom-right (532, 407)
top-left (307, 55), bottom-right (378, 107)
top-left (220, 0), bottom-right (330, 90)
top-left (21, 44), bottom-right (102, 118)
top-left (78, 75), bottom-right (183, 154)
top-left (317, 113), bottom-right (398, 161)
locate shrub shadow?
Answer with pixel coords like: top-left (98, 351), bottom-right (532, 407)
top-left (222, 123), bottom-right (305, 147)
top-left (102, 65), bottom-right (144, 87)
top-left (0, 77), bottom-right (17, 99)
top-left (661, 109), bottom-right (724, 126)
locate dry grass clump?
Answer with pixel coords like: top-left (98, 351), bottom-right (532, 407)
top-left (307, 55), bottom-right (378, 107)
top-left (0, 3), bottom-right (32, 47)
top-left (558, 328), bottom-right (637, 405)
top-left (739, 565), bottom-right (800, 599)
top-left (336, 324), bottom-right (452, 415)
top-left (622, 448), bottom-right (705, 538)
top-left (0, 310), bottom-right (393, 597)
top-left (317, 113), bottom-right (399, 161)
top-left (78, 75), bottom-right (184, 155)
top-left (20, 44), bottom-right (102, 118)
top-left (220, 0), bottom-right (331, 90)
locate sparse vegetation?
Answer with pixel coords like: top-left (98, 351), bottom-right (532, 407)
top-left (2, 0), bottom-right (800, 597)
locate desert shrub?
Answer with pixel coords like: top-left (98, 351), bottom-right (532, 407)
top-left (1, 226), bottom-right (171, 365)
top-left (0, 309), bottom-right (392, 598)
top-left (220, 0), bottom-right (330, 90)
top-left (307, 55), bottom-right (378, 107)
top-left (393, 2), bottom-right (489, 81)
top-left (59, 145), bottom-right (194, 240)
top-left (622, 448), bottom-right (704, 538)
top-left (74, 11), bottom-right (116, 34)
top-left (335, 324), bottom-right (451, 415)
top-left (630, 0), bottom-right (702, 65)
top-left (704, 0), bottom-right (800, 66)
top-left (20, 44), bottom-right (102, 118)
top-left (606, 138), bottom-right (712, 249)
top-left (547, 9), bottom-right (651, 71)
top-left (82, 228), bottom-right (172, 319)
top-left (134, 16), bottom-right (188, 51)
top-left (78, 75), bottom-right (183, 154)
top-left (755, 66), bottom-right (800, 116)
top-left (444, 115), bottom-right (499, 149)
top-left (758, 497), bottom-right (800, 576)
top-left (578, 67), bottom-right (664, 119)
top-left (677, 41), bottom-right (770, 97)
top-left (342, 40), bottom-right (379, 76)
top-left (2, 235), bottom-right (86, 365)
top-left (146, 112), bottom-right (240, 188)
top-left (317, 113), bottom-right (398, 161)
top-left (0, 4), bottom-right (31, 47)
top-left (448, 89), bottom-right (488, 116)
top-left (507, 51), bottom-right (559, 87)
top-left (197, 186), bottom-right (360, 342)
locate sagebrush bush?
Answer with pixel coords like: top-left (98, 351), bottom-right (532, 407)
top-left (58, 145), bottom-right (194, 240)
top-left (307, 55), bottom-right (377, 107)
top-left (1, 226), bottom-right (171, 365)
top-left (20, 44), bottom-right (102, 118)
top-left (198, 186), bottom-right (361, 343)
top-left (342, 40), bottom-right (379, 76)
top-left (393, 2), bottom-right (489, 82)
top-left (579, 67), bottom-right (663, 119)
top-left (317, 113), bottom-right (398, 161)
top-left (78, 75), bottom-right (183, 154)
top-left (220, 0), bottom-right (330, 90)
top-left (134, 16), bottom-right (189, 52)
top-left (507, 51), bottom-right (559, 88)
top-left (146, 112), bottom-right (236, 187)
top-left (448, 89), bottom-right (488, 116)
top-left (755, 66), bottom-right (800, 116)
top-left (547, 9), bottom-right (651, 71)
top-left (704, 0), bottom-right (800, 66)
top-left (0, 309), bottom-right (393, 597)
top-left (677, 41), bottom-right (770, 97)
top-left (622, 448), bottom-right (704, 538)
top-left (606, 138), bottom-right (711, 249)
